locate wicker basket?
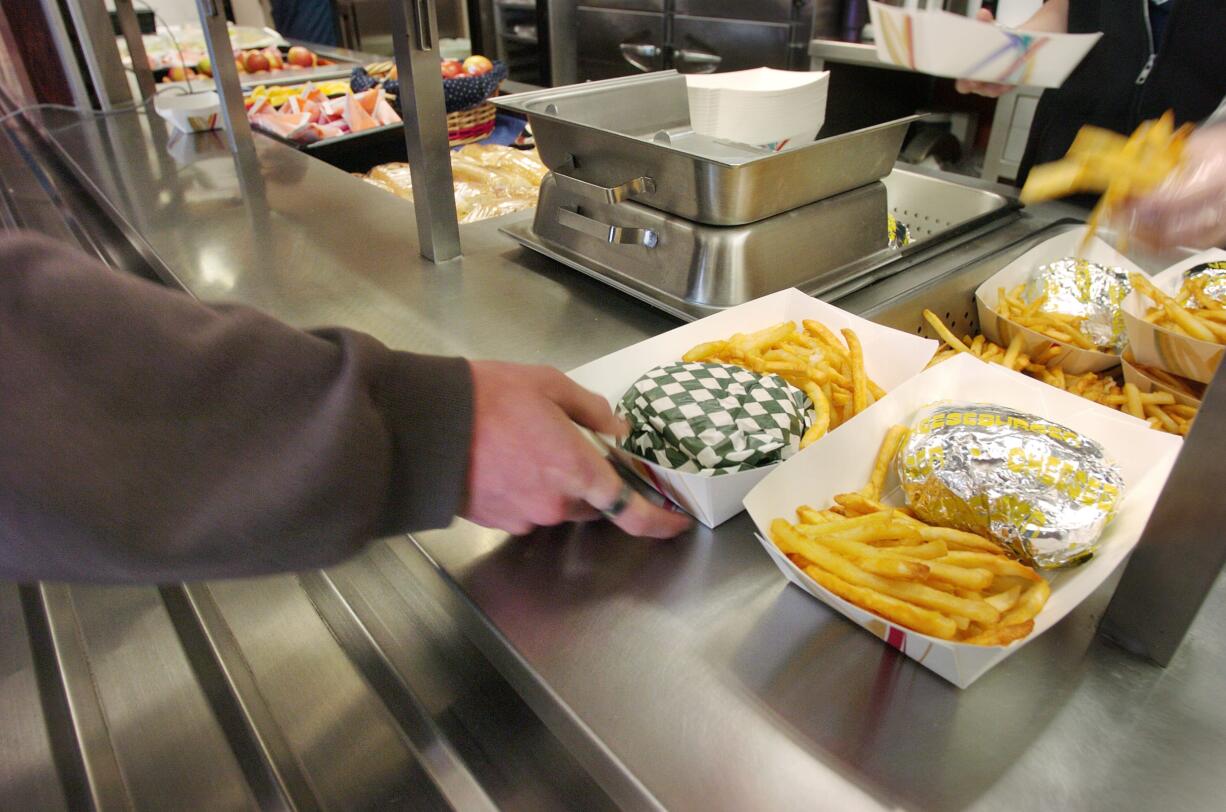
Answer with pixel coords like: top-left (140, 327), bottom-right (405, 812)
top-left (447, 102), bottom-right (496, 146)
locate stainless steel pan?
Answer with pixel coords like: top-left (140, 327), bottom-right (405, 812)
top-left (494, 71), bottom-right (921, 226)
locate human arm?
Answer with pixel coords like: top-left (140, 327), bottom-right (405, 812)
top-left (0, 233), bottom-right (687, 583)
top-left (955, 1), bottom-right (1071, 97)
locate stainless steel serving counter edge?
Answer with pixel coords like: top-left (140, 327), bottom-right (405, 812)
top-left (1, 103), bottom-right (1223, 812)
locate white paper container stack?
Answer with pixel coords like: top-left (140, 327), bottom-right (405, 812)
top-left (1122, 249), bottom-right (1226, 385)
top-left (867, 1), bottom-right (1101, 89)
top-left (684, 68), bottom-right (830, 151)
top-left (155, 91), bottom-right (223, 134)
top-left (975, 226), bottom-right (1146, 374)
top-left (567, 289), bottom-right (937, 528)
top-left (744, 354), bottom-right (1182, 688)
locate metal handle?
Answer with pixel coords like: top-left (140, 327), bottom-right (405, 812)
top-left (674, 48), bottom-right (722, 74)
top-left (619, 42), bottom-right (661, 72)
top-left (557, 208), bottom-right (658, 248)
top-left (552, 164), bottom-right (655, 205)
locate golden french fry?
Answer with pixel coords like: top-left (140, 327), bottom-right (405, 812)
top-left (1002, 579), bottom-right (1052, 625)
top-left (984, 584), bottom-right (1022, 613)
top-left (801, 565), bottom-right (958, 640)
top-left (962, 620), bottom-right (1035, 647)
top-left (800, 536), bottom-right (1001, 625)
top-left (841, 328), bottom-right (868, 415)
top-left (941, 551), bottom-right (1042, 582)
top-left (855, 555), bottom-right (932, 581)
top-left (917, 526), bottom-right (1005, 555)
top-left (682, 340), bottom-right (728, 362)
top-left (923, 309), bottom-right (971, 353)
top-left (863, 424), bottom-right (908, 502)
top-left (796, 505), bottom-right (827, 524)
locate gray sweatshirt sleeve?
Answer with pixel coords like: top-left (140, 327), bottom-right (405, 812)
top-left (0, 231), bottom-right (473, 583)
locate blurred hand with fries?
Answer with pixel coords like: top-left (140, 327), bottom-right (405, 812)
top-left (1116, 123), bottom-right (1226, 250)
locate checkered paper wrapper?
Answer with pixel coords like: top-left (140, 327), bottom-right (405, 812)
top-left (618, 362), bottom-right (811, 476)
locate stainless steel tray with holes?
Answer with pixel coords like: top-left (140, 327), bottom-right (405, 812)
top-left (494, 71), bottom-right (920, 226)
top-left (503, 165), bottom-right (1020, 321)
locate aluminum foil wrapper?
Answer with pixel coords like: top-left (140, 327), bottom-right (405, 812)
top-left (897, 403), bottom-right (1124, 569)
top-left (1180, 260), bottom-right (1226, 306)
top-left (1024, 257), bottom-right (1131, 352)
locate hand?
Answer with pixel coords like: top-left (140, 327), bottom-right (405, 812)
top-left (464, 360), bottom-right (693, 538)
top-left (1117, 123), bottom-right (1226, 250)
top-left (954, 9), bottom-right (1015, 98)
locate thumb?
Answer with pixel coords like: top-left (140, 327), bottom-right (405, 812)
top-left (976, 8), bottom-right (995, 23)
top-left (545, 371), bottom-right (627, 436)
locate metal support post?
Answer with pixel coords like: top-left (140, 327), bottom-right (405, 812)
top-left (194, 0), bottom-right (256, 159)
top-left (113, 0), bottom-right (156, 102)
top-left (61, 0), bottom-right (132, 109)
top-left (389, 0), bottom-right (461, 262)
top-left (1099, 362), bottom-right (1226, 664)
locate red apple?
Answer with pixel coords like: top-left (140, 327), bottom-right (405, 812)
top-left (235, 58), bottom-right (246, 73)
top-left (463, 55), bottom-right (493, 76)
top-left (263, 48), bottom-right (283, 70)
top-left (287, 46), bottom-right (315, 68)
top-left (440, 59), bottom-right (464, 79)
top-left (244, 51), bottom-right (271, 73)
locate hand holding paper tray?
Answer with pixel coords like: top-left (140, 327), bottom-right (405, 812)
top-left (867, 1), bottom-right (1101, 89)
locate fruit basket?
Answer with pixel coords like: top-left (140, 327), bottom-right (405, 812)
top-left (442, 62), bottom-right (507, 113)
top-left (447, 103), bottom-right (496, 146)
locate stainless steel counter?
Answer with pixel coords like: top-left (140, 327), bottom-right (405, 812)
top-left (3, 105), bottom-right (1225, 811)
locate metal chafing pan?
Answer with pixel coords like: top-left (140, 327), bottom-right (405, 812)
top-left (494, 71), bottom-right (921, 226)
top-left (503, 165), bottom-right (1020, 321)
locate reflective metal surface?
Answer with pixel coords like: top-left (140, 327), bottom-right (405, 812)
top-left (3, 99), bottom-right (1226, 812)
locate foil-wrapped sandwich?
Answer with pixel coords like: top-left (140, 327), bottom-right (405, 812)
top-left (1179, 260), bottom-right (1226, 307)
top-left (898, 403), bottom-right (1124, 569)
top-left (618, 361), bottom-right (812, 475)
top-left (1023, 257), bottom-right (1132, 352)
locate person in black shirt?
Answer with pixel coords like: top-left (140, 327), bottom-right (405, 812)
top-left (959, 0), bottom-right (1226, 249)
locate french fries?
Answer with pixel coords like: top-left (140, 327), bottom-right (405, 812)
top-left (1020, 112), bottom-right (1193, 249)
top-left (922, 309), bottom-right (1196, 436)
top-left (1132, 272), bottom-right (1226, 345)
top-left (682, 320), bottom-right (886, 448)
top-left (770, 427), bottom-right (1051, 646)
top-left (996, 284), bottom-right (1102, 349)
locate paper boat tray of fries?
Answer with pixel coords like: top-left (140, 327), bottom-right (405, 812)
top-left (568, 289), bottom-right (937, 528)
top-left (1123, 249), bottom-right (1226, 385)
top-left (743, 354), bottom-right (1181, 688)
top-left (974, 226), bottom-right (1146, 375)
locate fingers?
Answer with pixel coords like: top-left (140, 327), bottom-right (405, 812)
top-left (541, 368), bottom-right (627, 437)
top-left (954, 79), bottom-right (1012, 98)
top-left (975, 8), bottom-right (995, 23)
top-left (571, 443), bottom-right (691, 539)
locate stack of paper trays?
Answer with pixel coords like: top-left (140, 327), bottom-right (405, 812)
top-left (867, 1), bottom-right (1101, 89)
top-left (685, 68), bottom-right (830, 152)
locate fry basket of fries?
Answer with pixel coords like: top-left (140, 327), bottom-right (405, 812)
top-left (568, 289), bottom-right (937, 528)
top-left (743, 354), bottom-right (1182, 688)
top-left (1121, 349), bottom-right (1204, 407)
top-left (974, 226), bottom-right (1146, 375)
top-left (1122, 249), bottom-right (1226, 385)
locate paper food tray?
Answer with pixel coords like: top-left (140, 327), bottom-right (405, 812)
top-left (1121, 348), bottom-right (1204, 407)
top-left (743, 353), bottom-right (1181, 688)
top-left (867, 1), bottom-right (1101, 89)
top-left (568, 288), bottom-right (938, 528)
top-left (1122, 249), bottom-right (1226, 385)
top-left (975, 226), bottom-right (1145, 374)
top-left (685, 68), bottom-right (829, 151)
